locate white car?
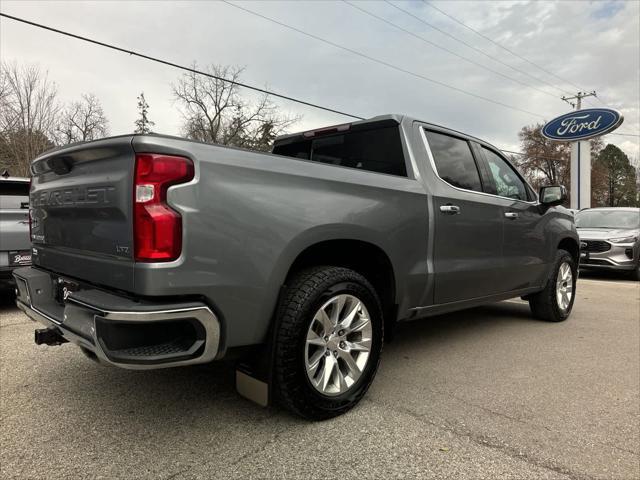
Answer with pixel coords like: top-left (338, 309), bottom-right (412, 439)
top-left (576, 207), bottom-right (640, 280)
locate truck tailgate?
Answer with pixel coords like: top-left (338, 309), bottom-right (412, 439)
top-left (30, 136), bottom-right (135, 291)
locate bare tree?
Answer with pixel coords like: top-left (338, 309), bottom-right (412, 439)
top-left (134, 92), bottom-right (155, 134)
top-left (57, 93), bottom-right (109, 144)
top-left (515, 124), bottom-right (571, 191)
top-left (0, 61), bottom-right (60, 176)
top-left (172, 64), bottom-right (299, 151)
top-left (515, 123), bottom-right (603, 196)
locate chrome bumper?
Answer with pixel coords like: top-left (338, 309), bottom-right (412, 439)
top-left (14, 267), bottom-right (221, 370)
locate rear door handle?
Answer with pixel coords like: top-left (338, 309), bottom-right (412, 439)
top-left (440, 205), bottom-right (460, 215)
top-left (504, 212), bottom-right (519, 219)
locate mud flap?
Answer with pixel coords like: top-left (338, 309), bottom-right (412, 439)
top-left (235, 345), bottom-right (272, 407)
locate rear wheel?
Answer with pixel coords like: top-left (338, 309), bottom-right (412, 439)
top-left (273, 266), bottom-right (383, 420)
top-left (529, 249), bottom-right (577, 322)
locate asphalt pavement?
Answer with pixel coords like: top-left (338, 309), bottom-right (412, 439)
top-left (1, 276), bottom-right (638, 479)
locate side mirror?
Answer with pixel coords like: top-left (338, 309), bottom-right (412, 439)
top-left (539, 185), bottom-right (567, 207)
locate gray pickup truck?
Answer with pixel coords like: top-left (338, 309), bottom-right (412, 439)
top-left (14, 114), bottom-right (579, 419)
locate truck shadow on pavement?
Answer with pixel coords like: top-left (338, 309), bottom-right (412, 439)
top-left (579, 268), bottom-right (637, 282)
top-left (0, 290), bottom-right (18, 311)
top-left (390, 301), bottom-right (535, 351)
top-left (27, 301), bottom-right (535, 424)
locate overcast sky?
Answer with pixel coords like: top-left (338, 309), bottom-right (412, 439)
top-left (1, 0), bottom-right (638, 159)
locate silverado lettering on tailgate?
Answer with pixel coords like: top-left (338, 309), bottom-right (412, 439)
top-left (31, 186), bottom-right (116, 208)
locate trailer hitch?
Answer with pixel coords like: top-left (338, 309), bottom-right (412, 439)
top-left (34, 327), bottom-right (68, 346)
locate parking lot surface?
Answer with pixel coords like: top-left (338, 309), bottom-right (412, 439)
top-left (1, 276), bottom-right (638, 479)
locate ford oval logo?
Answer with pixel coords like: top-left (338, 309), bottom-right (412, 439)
top-left (541, 108), bottom-right (623, 141)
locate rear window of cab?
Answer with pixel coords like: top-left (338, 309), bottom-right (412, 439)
top-left (272, 126), bottom-right (407, 177)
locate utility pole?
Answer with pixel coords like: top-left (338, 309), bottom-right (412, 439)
top-left (562, 91), bottom-right (597, 209)
top-left (561, 91), bottom-right (596, 110)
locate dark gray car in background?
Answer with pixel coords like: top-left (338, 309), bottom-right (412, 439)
top-left (13, 114), bottom-right (579, 419)
top-left (576, 207), bottom-right (640, 280)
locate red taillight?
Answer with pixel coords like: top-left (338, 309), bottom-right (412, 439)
top-left (134, 153), bottom-right (194, 262)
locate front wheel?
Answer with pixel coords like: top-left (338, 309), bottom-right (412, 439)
top-left (273, 266), bottom-right (383, 420)
top-left (631, 262), bottom-right (640, 281)
top-left (528, 249), bottom-right (577, 322)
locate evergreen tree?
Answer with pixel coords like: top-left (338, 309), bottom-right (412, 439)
top-left (592, 144), bottom-right (638, 207)
top-left (134, 92), bottom-right (154, 134)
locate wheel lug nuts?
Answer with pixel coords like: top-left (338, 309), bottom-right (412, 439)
top-left (338, 330), bottom-right (345, 336)
top-left (325, 350), bottom-right (330, 356)
top-left (323, 335), bottom-right (329, 341)
top-left (333, 350), bottom-right (338, 356)
top-left (339, 341), bottom-right (346, 349)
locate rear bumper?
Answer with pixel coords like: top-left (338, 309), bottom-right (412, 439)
top-left (13, 267), bottom-right (221, 370)
top-left (1, 265), bottom-right (28, 286)
top-left (0, 267), bottom-right (16, 285)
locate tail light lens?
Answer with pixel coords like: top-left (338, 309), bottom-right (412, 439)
top-left (134, 153), bottom-right (194, 262)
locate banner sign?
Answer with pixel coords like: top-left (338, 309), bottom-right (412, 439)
top-left (542, 108), bottom-right (623, 141)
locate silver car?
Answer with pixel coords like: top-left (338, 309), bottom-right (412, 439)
top-left (576, 207), bottom-right (640, 280)
top-left (0, 173), bottom-right (32, 289)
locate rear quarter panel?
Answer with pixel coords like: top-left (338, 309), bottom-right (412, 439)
top-left (132, 136), bottom-right (429, 348)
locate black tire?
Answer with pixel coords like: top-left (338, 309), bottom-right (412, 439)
top-left (273, 266), bottom-right (384, 420)
top-left (528, 249), bottom-right (577, 322)
top-left (631, 263), bottom-right (640, 282)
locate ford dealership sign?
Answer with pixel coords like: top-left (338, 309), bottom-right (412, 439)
top-left (541, 108), bottom-right (623, 141)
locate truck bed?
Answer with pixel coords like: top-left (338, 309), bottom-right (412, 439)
top-left (26, 126), bottom-right (429, 350)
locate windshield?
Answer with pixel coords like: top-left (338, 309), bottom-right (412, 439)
top-left (575, 210), bottom-right (640, 229)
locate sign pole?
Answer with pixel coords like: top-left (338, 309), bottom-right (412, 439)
top-left (541, 101), bottom-right (623, 209)
top-left (562, 92), bottom-right (596, 209)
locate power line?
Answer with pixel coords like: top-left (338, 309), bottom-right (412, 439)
top-left (587, 95), bottom-right (639, 137)
top-left (420, 1), bottom-right (640, 138)
top-left (0, 12), bottom-right (364, 121)
top-left (344, 1), bottom-right (559, 100)
top-left (606, 132), bottom-right (640, 138)
top-left (1, 9), bottom-right (636, 147)
top-left (422, 0), bottom-right (585, 93)
top-left (501, 149), bottom-right (565, 162)
top-left (222, 1), bottom-right (546, 119)
top-left (383, 0), bottom-right (566, 98)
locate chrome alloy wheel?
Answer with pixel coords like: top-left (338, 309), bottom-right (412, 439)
top-left (556, 262), bottom-right (573, 312)
top-left (304, 294), bottom-right (373, 396)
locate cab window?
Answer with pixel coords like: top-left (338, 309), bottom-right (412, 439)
top-left (425, 130), bottom-right (482, 192)
top-left (482, 148), bottom-right (528, 201)
top-left (272, 126), bottom-right (407, 177)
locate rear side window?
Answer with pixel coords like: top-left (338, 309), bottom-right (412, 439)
top-left (272, 140), bottom-right (311, 160)
top-left (272, 126), bottom-right (407, 177)
top-left (425, 130), bottom-right (482, 192)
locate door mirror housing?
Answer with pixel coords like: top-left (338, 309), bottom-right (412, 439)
top-left (539, 185), bottom-right (567, 207)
